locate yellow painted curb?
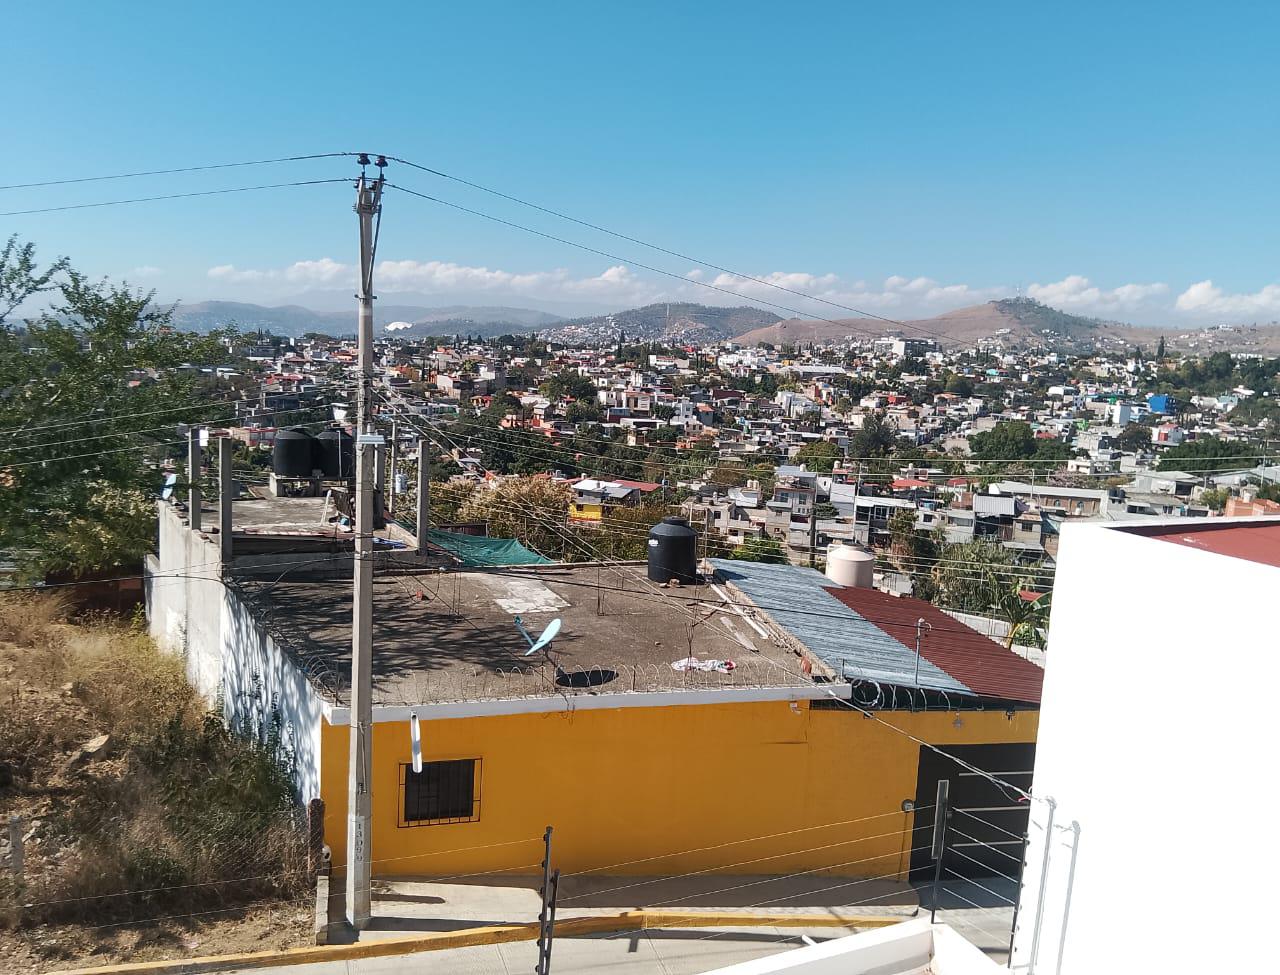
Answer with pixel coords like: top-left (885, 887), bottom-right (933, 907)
top-left (47, 910), bottom-right (906, 975)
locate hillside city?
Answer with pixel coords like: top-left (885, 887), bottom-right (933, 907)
top-left (3, 9), bottom-right (1279, 970)
top-left (206, 310), bottom-right (1279, 602)
top-left (3, 235), bottom-right (1280, 975)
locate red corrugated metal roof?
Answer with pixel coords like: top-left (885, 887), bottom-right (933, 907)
top-left (825, 586), bottom-right (1044, 704)
top-left (1142, 520), bottom-right (1280, 568)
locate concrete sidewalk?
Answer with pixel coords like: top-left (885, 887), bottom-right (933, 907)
top-left (331, 873), bottom-right (920, 940)
top-left (226, 925), bottom-right (871, 975)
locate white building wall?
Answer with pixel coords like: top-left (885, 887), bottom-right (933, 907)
top-left (1013, 517), bottom-right (1280, 974)
top-left (218, 588), bottom-right (327, 802)
top-left (145, 502), bottom-right (327, 802)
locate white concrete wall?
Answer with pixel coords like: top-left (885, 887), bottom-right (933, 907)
top-left (219, 588), bottom-right (327, 802)
top-left (1013, 517), bottom-right (1280, 974)
top-left (145, 502), bottom-right (326, 801)
top-left (703, 919), bottom-right (1000, 974)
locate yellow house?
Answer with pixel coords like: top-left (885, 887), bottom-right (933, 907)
top-left (146, 492), bottom-right (1039, 901)
top-left (566, 477), bottom-right (661, 523)
top-left (237, 561), bottom-right (1040, 885)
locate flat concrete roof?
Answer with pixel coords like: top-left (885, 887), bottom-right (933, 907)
top-left (235, 564), bottom-right (813, 706)
top-left (232, 496), bottom-right (339, 534)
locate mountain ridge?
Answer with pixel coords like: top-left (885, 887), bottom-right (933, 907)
top-left (169, 300), bottom-right (561, 337)
top-left (731, 298), bottom-right (1123, 349)
top-left (541, 302), bottom-right (781, 344)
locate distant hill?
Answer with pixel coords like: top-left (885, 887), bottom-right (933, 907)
top-left (732, 298), bottom-right (1118, 349)
top-left (543, 302), bottom-right (781, 344)
top-left (169, 301), bottom-right (559, 338)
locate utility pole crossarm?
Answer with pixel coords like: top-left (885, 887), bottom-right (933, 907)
top-left (354, 155), bottom-right (387, 435)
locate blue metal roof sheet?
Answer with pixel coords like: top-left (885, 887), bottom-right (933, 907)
top-left (709, 558), bottom-right (973, 694)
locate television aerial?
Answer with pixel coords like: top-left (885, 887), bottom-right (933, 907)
top-left (513, 616), bottom-right (562, 656)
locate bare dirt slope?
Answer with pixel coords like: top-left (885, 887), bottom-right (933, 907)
top-left (0, 597), bottom-right (313, 974)
top-left (732, 297), bottom-right (1280, 354)
top-left (731, 298), bottom-right (1105, 348)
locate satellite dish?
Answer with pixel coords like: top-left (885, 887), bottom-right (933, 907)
top-left (513, 615), bottom-right (562, 656)
top-left (409, 712), bottom-right (422, 774)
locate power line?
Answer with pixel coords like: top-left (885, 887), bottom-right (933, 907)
top-left (386, 182), bottom-right (955, 346)
top-left (384, 154), bottom-right (953, 344)
top-left (0, 379), bottom-right (343, 438)
top-left (0, 178), bottom-right (351, 217)
top-left (0, 435), bottom-right (192, 469)
top-left (0, 404), bottom-right (332, 455)
top-left (0, 152), bottom-right (357, 191)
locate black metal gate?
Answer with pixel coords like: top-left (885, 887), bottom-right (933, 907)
top-left (909, 741), bottom-right (1034, 880)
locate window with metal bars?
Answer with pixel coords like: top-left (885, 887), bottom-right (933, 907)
top-left (399, 759), bottom-right (480, 826)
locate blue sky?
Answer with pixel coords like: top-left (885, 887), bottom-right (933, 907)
top-left (3, 1), bottom-right (1278, 325)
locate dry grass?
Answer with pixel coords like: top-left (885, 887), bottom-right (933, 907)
top-left (0, 593), bottom-right (309, 946)
top-left (0, 591), bottom-right (70, 650)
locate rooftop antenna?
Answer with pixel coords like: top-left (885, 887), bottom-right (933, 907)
top-left (514, 616), bottom-right (563, 656)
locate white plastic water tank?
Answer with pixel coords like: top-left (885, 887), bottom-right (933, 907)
top-left (825, 544), bottom-right (875, 588)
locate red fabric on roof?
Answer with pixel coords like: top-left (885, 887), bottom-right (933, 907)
top-left (825, 586), bottom-right (1044, 704)
top-left (891, 478), bottom-right (931, 489)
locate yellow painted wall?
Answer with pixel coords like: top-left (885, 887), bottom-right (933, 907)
top-left (320, 701), bottom-right (1037, 881)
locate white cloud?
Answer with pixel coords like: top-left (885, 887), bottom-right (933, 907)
top-left (208, 264), bottom-right (268, 283)
top-left (692, 271), bottom-right (1001, 315)
top-left (208, 259), bottom-right (348, 285)
top-left (284, 258), bottom-right (348, 284)
top-left (1175, 280), bottom-right (1280, 319)
top-left (199, 255), bottom-right (1280, 325)
top-left (1027, 275), bottom-right (1168, 313)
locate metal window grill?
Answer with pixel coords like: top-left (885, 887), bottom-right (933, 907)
top-left (399, 759), bottom-right (481, 827)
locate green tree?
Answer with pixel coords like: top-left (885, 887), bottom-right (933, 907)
top-left (456, 477), bottom-right (572, 558)
top-left (930, 540), bottom-right (1022, 613)
top-left (1114, 423), bottom-right (1152, 453)
top-left (1197, 487), bottom-right (1230, 511)
top-left (988, 574), bottom-right (1051, 650)
top-left (0, 249), bottom-right (234, 578)
top-left (850, 412), bottom-right (898, 458)
top-left (969, 421), bottom-right (1070, 464)
top-left (968, 421), bottom-right (1036, 460)
top-left (728, 536), bottom-right (789, 564)
top-left (564, 399), bottom-right (602, 423)
top-left (0, 235), bottom-right (70, 325)
top-left (794, 441), bottom-right (842, 473)
top-left (539, 370), bottom-right (597, 401)
top-left (1157, 436), bottom-right (1250, 473)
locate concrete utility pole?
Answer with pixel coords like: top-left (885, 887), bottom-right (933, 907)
top-left (346, 432), bottom-right (381, 928)
top-left (347, 154), bottom-right (387, 930)
top-left (218, 436), bottom-right (234, 563)
top-left (415, 438), bottom-right (430, 555)
top-left (387, 421), bottom-right (399, 518)
top-left (187, 427), bottom-right (202, 532)
top-left (354, 155), bottom-right (386, 434)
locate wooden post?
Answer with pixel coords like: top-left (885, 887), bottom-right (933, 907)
top-left (307, 798), bottom-right (327, 876)
top-left (7, 814), bottom-right (23, 886)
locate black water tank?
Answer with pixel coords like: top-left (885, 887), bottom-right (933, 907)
top-left (314, 427), bottom-right (355, 479)
top-left (648, 516), bottom-right (698, 584)
top-left (272, 427), bottom-right (315, 477)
